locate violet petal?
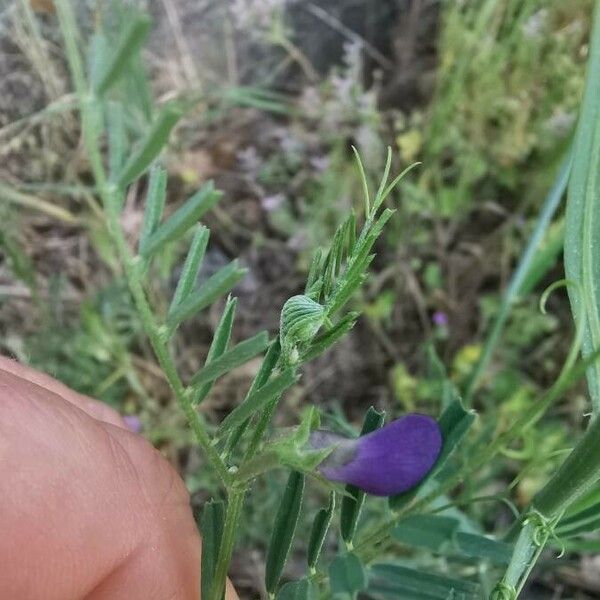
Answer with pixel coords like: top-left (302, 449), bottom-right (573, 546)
top-left (315, 414), bottom-right (442, 496)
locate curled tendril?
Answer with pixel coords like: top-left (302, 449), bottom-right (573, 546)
top-left (539, 278), bottom-right (585, 388)
top-left (524, 509), bottom-right (563, 550)
top-left (430, 494), bottom-right (520, 520)
top-left (490, 582), bottom-right (517, 600)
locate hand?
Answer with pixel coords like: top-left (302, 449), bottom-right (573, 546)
top-left (0, 357), bottom-right (238, 599)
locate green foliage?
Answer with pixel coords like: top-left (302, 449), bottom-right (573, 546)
top-left (167, 260), bottom-right (246, 331)
top-left (564, 0), bottom-right (600, 414)
top-left (141, 182), bottom-right (222, 258)
top-left (307, 492), bottom-right (335, 571)
top-left (189, 332), bottom-right (270, 387)
top-left (369, 563), bottom-right (481, 600)
top-left (276, 578), bottom-right (317, 600)
top-left (201, 500), bottom-right (225, 600)
top-left (410, 0), bottom-right (589, 217)
top-left (265, 471), bottom-right (306, 595)
top-left (328, 553), bottom-right (367, 598)
top-left (13, 1), bottom-right (597, 599)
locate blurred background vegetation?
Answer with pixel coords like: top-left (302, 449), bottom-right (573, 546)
top-left (0, 0), bottom-right (596, 597)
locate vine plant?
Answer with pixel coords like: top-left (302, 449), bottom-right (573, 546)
top-left (52, 0), bottom-right (600, 598)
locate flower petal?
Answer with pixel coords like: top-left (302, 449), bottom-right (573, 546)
top-left (317, 414), bottom-right (442, 496)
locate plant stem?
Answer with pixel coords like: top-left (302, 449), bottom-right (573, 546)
top-left (55, 0), bottom-right (229, 485)
top-left (463, 152), bottom-right (572, 404)
top-left (210, 491), bottom-right (245, 600)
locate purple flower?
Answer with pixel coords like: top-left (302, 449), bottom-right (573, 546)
top-left (123, 415), bottom-right (142, 434)
top-left (432, 311), bottom-right (448, 327)
top-left (310, 414), bottom-right (442, 496)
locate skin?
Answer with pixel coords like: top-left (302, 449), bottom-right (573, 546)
top-left (0, 357), bottom-right (238, 600)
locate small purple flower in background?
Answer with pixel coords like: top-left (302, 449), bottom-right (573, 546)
top-left (432, 311), bottom-right (449, 328)
top-left (310, 414), bottom-right (442, 496)
top-left (123, 415), bottom-right (142, 434)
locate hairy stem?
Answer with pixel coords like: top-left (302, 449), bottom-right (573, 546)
top-left (55, 0), bottom-right (229, 485)
top-left (210, 491), bottom-right (245, 600)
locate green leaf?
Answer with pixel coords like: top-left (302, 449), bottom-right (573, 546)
top-left (464, 152), bottom-right (571, 403)
top-left (107, 102), bottom-right (126, 179)
top-left (88, 32), bottom-right (110, 91)
top-left (351, 145), bottom-right (371, 216)
top-left (94, 14), bottom-right (152, 95)
top-left (389, 399), bottom-right (476, 511)
top-left (218, 369), bottom-right (297, 433)
top-left (193, 296), bottom-right (236, 406)
top-left (300, 312), bottom-right (359, 363)
top-left (190, 331), bottom-right (269, 387)
top-left (200, 500), bottom-right (224, 600)
top-left (116, 103), bottom-right (183, 188)
top-left (519, 219), bottom-right (565, 296)
top-left (327, 208), bottom-right (394, 316)
top-left (141, 181), bottom-right (221, 257)
top-left (276, 578), bottom-right (317, 600)
top-left (393, 515), bottom-right (460, 552)
top-left (564, 1), bottom-right (600, 415)
top-left (138, 166), bottom-right (167, 254)
top-left (167, 260), bottom-right (245, 329)
top-left (340, 407), bottom-right (385, 545)
top-left (265, 471), bottom-right (305, 594)
top-left (369, 563), bottom-right (481, 600)
top-left (225, 339), bottom-right (282, 453)
top-left (453, 532), bottom-right (512, 565)
top-left (305, 248), bottom-right (323, 295)
top-left (168, 225), bottom-right (210, 311)
top-left (307, 492), bottom-right (335, 569)
top-left (329, 553), bottom-right (367, 598)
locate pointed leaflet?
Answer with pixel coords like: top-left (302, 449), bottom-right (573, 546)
top-left (300, 312), bottom-right (359, 363)
top-left (168, 225), bottom-right (210, 312)
top-left (218, 369), bottom-right (297, 434)
top-left (329, 553), bottom-right (367, 599)
top-left (93, 14), bottom-right (151, 95)
top-left (369, 564), bottom-right (480, 600)
top-left (192, 296), bottom-right (236, 406)
top-left (190, 331), bottom-right (269, 387)
top-left (138, 166), bottom-right (167, 254)
top-left (200, 500), bottom-right (224, 600)
top-left (265, 471), bottom-right (305, 595)
top-left (116, 103), bottom-right (183, 188)
top-left (453, 532), bottom-right (512, 565)
top-left (276, 578), bottom-right (317, 600)
top-left (225, 339), bottom-right (282, 454)
top-left (167, 261), bottom-right (246, 330)
top-left (141, 181), bottom-right (222, 257)
top-left (307, 492), bottom-right (335, 570)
